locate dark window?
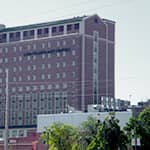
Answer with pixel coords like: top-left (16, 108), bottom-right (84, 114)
top-left (16, 32), bottom-right (20, 37)
top-left (37, 29), bottom-right (42, 35)
top-left (67, 24), bottom-right (72, 31)
top-left (9, 33), bottom-right (14, 38)
top-left (94, 18), bottom-right (98, 23)
top-left (23, 31), bottom-right (28, 37)
top-left (2, 34), bottom-right (6, 39)
top-left (52, 27), bottom-right (57, 33)
top-left (30, 30), bottom-right (34, 36)
top-left (74, 23), bottom-right (79, 30)
top-left (59, 26), bottom-right (64, 32)
top-left (44, 28), bottom-right (49, 34)
top-left (0, 34), bottom-right (7, 43)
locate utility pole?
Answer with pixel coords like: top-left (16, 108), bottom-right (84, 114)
top-left (4, 69), bottom-right (9, 150)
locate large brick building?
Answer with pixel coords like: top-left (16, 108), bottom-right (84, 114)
top-left (0, 14), bottom-right (115, 143)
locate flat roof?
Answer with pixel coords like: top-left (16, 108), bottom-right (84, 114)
top-left (0, 16), bottom-right (85, 33)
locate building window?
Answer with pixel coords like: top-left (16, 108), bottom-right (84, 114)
top-left (52, 27), bottom-right (57, 33)
top-left (72, 61), bottom-right (76, 66)
top-left (63, 40), bottom-right (66, 46)
top-left (62, 62), bottom-right (66, 67)
top-left (62, 72), bottom-right (66, 78)
top-left (48, 74), bottom-right (51, 79)
top-left (48, 53), bottom-right (51, 58)
top-left (59, 26), bottom-right (64, 32)
top-left (18, 76), bottom-right (22, 81)
top-left (57, 41), bottom-right (60, 47)
top-left (33, 86), bottom-right (37, 91)
top-left (63, 83), bottom-right (67, 89)
top-left (27, 56), bottom-right (31, 61)
top-left (44, 28), bottom-right (49, 34)
top-left (48, 84), bottom-right (52, 90)
top-left (19, 46), bottom-right (22, 51)
top-left (72, 39), bottom-right (76, 45)
top-left (27, 76), bottom-right (31, 81)
top-left (18, 66), bottom-right (22, 72)
top-left (37, 29), bottom-right (42, 35)
top-left (48, 64), bottom-right (51, 68)
top-left (5, 47), bottom-right (8, 53)
top-left (72, 72), bottom-right (76, 78)
top-left (0, 131), bottom-right (3, 138)
top-left (72, 50), bottom-right (76, 55)
top-left (67, 24), bottom-right (72, 31)
top-left (13, 57), bottom-right (16, 62)
top-left (56, 73), bottom-right (60, 79)
top-left (0, 34), bottom-right (7, 43)
top-left (41, 74), bottom-right (45, 80)
top-left (62, 51), bottom-right (66, 56)
top-left (12, 130), bottom-right (17, 137)
top-left (56, 52), bottom-right (60, 57)
top-left (13, 77), bottom-right (16, 82)
top-left (33, 44), bottom-right (36, 49)
top-left (12, 87), bottom-right (16, 92)
top-left (42, 43), bottom-right (45, 49)
top-left (18, 87), bottom-right (23, 92)
top-left (30, 30), bottom-right (35, 36)
top-left (55, 84), bottom-right (59, 89)
top-left (40, 85), bottom-right (45, 90)
top-left (33, 55), bottom-right (36, 60)
top-left (22, 30), bottom-right (27, 39)
top-left (33, 65), bottom-right (36, 70)
top-left (18, 130), bottom-right (24, 137)
top-left (56, 62), bottom-right (60, 68)
top-left (42, 54), bottom-right (45, 59)
top-left (33, 75), bottom-right (36, 81)
top-left (26, 86), bottom-right (30, 91)
top-left (5, 58), bottom-right (8, 63)
top-left (42, 64), bottom-right (45, 69)
top-left (74, 23), bottom-right (79, 30)
top-left (0, 58), bottom-right (3, 63)
top-left (27, 66), bottom-right (31, 71)
top-left (19, 56), bottom-right (22, 61)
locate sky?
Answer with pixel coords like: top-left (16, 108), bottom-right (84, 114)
top-left (0, 0), bottom-right (150, 104)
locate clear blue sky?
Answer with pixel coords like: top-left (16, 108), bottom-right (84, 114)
top-left (0, 0), bottom-right (150, 104)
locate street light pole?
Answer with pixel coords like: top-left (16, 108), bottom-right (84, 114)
top-left (4, 69), bottom-right (9, 150)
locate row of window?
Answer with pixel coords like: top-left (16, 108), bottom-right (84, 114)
top-left (0, 129), bottom-right (26, 138)
top-left (0, 23), bottom-right (80, 43)
top-left (0, 81), bottom-right (77, 93)
top-left (0, 51), bottom-right (76, 64)
top-left (0, 71), bottom-right (76, 84)
top-left (0, 39), bottom-right (76, 53)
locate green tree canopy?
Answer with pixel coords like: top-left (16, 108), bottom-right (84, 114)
top-left (40, 122), bottom-right (79, 150)
top-left (124, 107), bottom-right (150, 150)
top-left (88, 112), bottom-right (128, 150)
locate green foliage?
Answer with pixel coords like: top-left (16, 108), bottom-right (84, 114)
top-left (124, 107), bottom-right (150, 150)
top-left (138, 107), bottom-right (150, 150)
top-left (40, 122), bottom-right (79, 150)
top-left (86, 113), bottom-right (128, 150)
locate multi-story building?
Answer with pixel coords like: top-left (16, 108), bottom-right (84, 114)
top-left (0, 14), bottom-right (115, 128)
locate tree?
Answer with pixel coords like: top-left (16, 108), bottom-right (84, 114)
top-left (88, 112), bottom-right (128, 150)
top-left (79, 115), bottom-right (101, 149)
top-left (138, 107), bottom-right (150, 150)
top-left (40, 122), bottom-right (79, 150)
top-left (124, 107), bottom-right (150, 150)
